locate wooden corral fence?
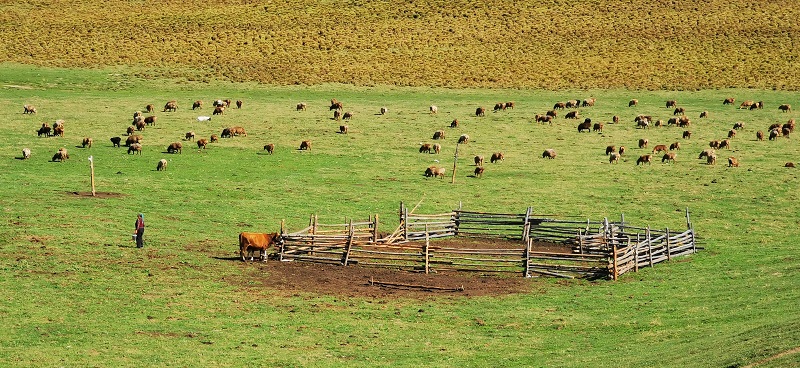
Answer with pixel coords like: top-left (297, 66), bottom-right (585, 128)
top-left (276, 203), bottom-right (698, 280)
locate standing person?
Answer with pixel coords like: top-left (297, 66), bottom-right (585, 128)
top-left (134, 213), bottom-right (145, 248)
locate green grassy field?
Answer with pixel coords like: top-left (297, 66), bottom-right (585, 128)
top-left (1, 64), bottom-right (799, 367)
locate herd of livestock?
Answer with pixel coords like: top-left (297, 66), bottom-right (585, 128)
top-left (18, 96), bottom-right (798, 173)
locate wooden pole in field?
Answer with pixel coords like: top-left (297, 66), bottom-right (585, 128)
top-left (88, 156), bottom-right (96, 196)
top-left (451, 142), bottom-right (460, 184)
top-left (424, 224), bottom-right (430, 274)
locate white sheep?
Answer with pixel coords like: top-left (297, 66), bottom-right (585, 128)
top-left (197, 116), bottom-right (211, 122)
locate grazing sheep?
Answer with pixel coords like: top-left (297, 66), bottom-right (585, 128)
top-left (263, 143), bottom-right (274, 154)
top-left (135, 120), bottom-right (146, 131)
top-left (784, 119), bottom-right (796, 133)
top-left (22, 148), bottom-right (31, 159)
top-left (654, 119), bottom-right (664, 127)
top-left (192, 100), bottom-right (203, 110)
top-left (565, 100), bottom-right (579, 108)
top-left (429, 105), bottom-right (438, 114)
top-left (197, 139), bottom-right (208, 149)
top-left (342, 111), bottom-right (353, 120)
top-left (628, 99), bottom-right (638, 107)
top-left (299, 140), bottom-right (311, 151)
top-left (450, 119), bottom-right (459, 128)
top-left (223, 99), bottom-right (232, 108)
top-left (380, 107), bottom-right (388, 115)
top-left (669, 142), bottom-right (681, 151)
top-left (52, 148), bottom-right (69, 162)
top-left (493, 102), bottom-right (505, 112)
top-left (662, 152), bottom-right (676, 163)
top-left (606, 145), bottom-right (616, 155)
top-left (542, 149), bottom-right (557, 159)
top-left (782, 127), bottom-right (791, 137)
top-left (536, 115), bottom-right (553, 124)
top-left (756, 130), bottom-right (765, 141)
top-left (167, 142), bottom-right (183, 154)
top-left (666, 100), bottom-right (677, 108)
top-left (652, 144), bottom-right (668, 154)
top-left (678, 116), bottom-right (691, 127)
top-left (723, 97), bottom-right (735, 105)
top-left (638, 138), bottom-right (649, 149)
top-left (636, 154), bottom-right (652, 165)
top-left (110, 137), bottom-right (122, 147)
top-left (419, 143), bottom-right (432, 154)
top-left (53, 125), bottom-right (64, 137)
top-left (23, 104), bottom-right (37, 114)
top-left (185, 131), bottom-right (195, 141)
top-left (163, 100), bottom-right (178, 112)
top-left (490, 152), bottom-right (505, 163)
top-left (609, 152), bottom-right (620, 164)
top-left (474, 166), bottom-right (485, 178)
top-left (432, 143), bottom-right (441, 154)
top-left (475, 107), bottom-right (486, 116)
top-left (667, 117), bottom-right (679, 126)
top-left (81, 137), bottom-right (93, 148)
top-left (700, 111), bottom-right (708, 118)
top-left (146, 104), bottom-right (155, 113)
top-left (458, 134), bottom-right (469, 144)
top-left (635, 115), bottom-right (650, 129)
top-left (296, 102), bottom-right (307, 111)
top-left (683, 130), bottom-right (692, 139)
top-left (785, 162), bottom-right (795, 168)
top-left (433, 130), bottom-right (445, 140)
top-left (474, 155), bottom-right (484, 166)
top-left (128, 143), bottom-right (142, 155)
top-left (739, 100), bottom-right (754, 109)
top-left (329, 99), bottom-right (343, 111)
top-left (236, 100), bottom-right (243, 109)
top-left (727, 157), bottom-right (739, 167)
top-left (582, 98), bottom-right (595, 107)
top-left (213, 100), bottom-right (225, 107)
top-left (728, 129), bottom-right (737, 139)
top-left (339, 125), bottom-right (348, 134)
top-left (157, 159), bottom-right (168, 171)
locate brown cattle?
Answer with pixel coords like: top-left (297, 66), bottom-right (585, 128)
top-left (164, 100), bottom-right (178, 112)
top-left (565, 111), bottom-right (579, 119)
top-left (146, 104), bottom-right (155, 113)
top-left (723, 97), bottom-right (735, 105)
top-left (127, 143), bottom-right (142, 155)
top-left (213, 106), bottom-right (225, 115)
top-left (785, 162), bottom-right (796, 168)
top-left (236, 100), bottom-right (243, 109)
top-left (135, 120), bottom-right (146, 131)
top-left (662, 152), bottom-right (676, 163)
top-left (683, 130), bottom-right (692, 139)
top-left (299, 140), bottom-right (311, 150)
top-left (553, 102), bottom-right (566, 110)
top-left (592, 123), bottom-right (604, 132)
top-left (339, 125), bottom-right (348, 134)
top-left (666, 100), bottom-right (677, 108)
top-left (652, 144), bottom-right (668, 154)
top-left (424, 166), bottom-right (446, 178)
top-left (197, 139), bottom-right (208, 149)
top-left (733, 122), bottom-right (745, 130)
top-left (577, 120), bottom-right (592, 132)
top-left (582, 98), bottom-right (595, 107)
top-left (490, 152), bottom-right (505, 163)
top-left (474, 166), bottom-right (485, 177)
top-left (144, 116), bottom-right (157, 126)
top-left (331, 99), bottom-right (343, 111)
top-left (673, 107), bottom-right (685, 115)
top-left (263, 143), bottom-right (274, 154)
top-left (727, 157), bottom-right (739, 167)
top-left (719, 139), bottom-right (731, 149)
top-left (609, 152), bottom-right (620, 164)
top-left (728, 129), bottom-right (736, 139)
top-left (450, 119), bottom-right (459, 128)
top-left (619, 146), bottom-right (626, 155)
top-left (474, 155), bottom-right (484, 166)
top-left (167, 142), bottom-right (183, 154)
top-left (636, 154), bottom-right (652, 165)
top-left (706, 153), bottom-right (717, 165)
top-left (546, 110), bottom-right (558, 118)
top-left (419, 143), bottom-right (432, 154)
top-left (185, 131), bottom-right (195, 141)
top-left (157, 159), bottom-right (168, 171)
top-left (709, 140), bottom-right (721, 149)
top-left (239, 232), bottom-right (281, 262)
top-left (81, 137), bottom-right (93, 148)
top-left (52, 148), bottom-right (69, 162)
top-left (667, 117), bottom-right (679, 126)
top-left (110, 137), bottom-right (122, 147)
top-left (231, 126), bottom-right (247, 137)
top-left (458, 134), bottom-right (469, 144)
top-left (37, 124), bottom-right (51, 137)
top-left (23, 104), bottom-right (37, 114)
top-left (678, 116), bottom-right (691, 128)
top-left (125, 135), bottom-right (142, 146)
top-left (606, 145), bottom-right (616, 155)
top-left (542, 149), bottom-right (556, 159)
top-left (613, 115), bottom-right (620, 123)
top-left (700, 111), bottom-right (708, 118)
top-left (192, 100), bottom-right (203, 110)
top-left (210, 134), bottom-right (219, 143)
top-left (638, 138), bottom-right (649, 148)
top-left (126, 126), bottom-right (135, 136)
top-left (342, 111), bottom-right (353, 120)
top-left (433, 130), bottom-right (445, 140)
top-left (669, 142), bottom-right (681, 151)
top-left (536, 115), bottom-right (553, 124)
top-left (333, 109), bottom-right (342, 120)
top-left (296, 102), bottom-right (307, 111)
top-left (429, 105), bottom-right (438, 114)
top-left (432, 143), bottom-right (441, 154)
top-left (698, 148), bottom-right (715, 159)
top-left (475, 107), bottom-right (486, 117)
top-left (756, 130), bottom-right (765, 141)
top-left (739, 100), bottom-right (754, 109)
top-left (628, 99), bottom-right (638, 107)
top-left (778, 104), bottom-right (791, 112)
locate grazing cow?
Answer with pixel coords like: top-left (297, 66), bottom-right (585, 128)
top-left (192, 100), bottom-right (203, 110)
top-left (709, 140), bottom-right (721, 149)
top-left (654, 119), bottom-right (664, 127)
top-left (231, 126), bottom-right (247, 137)
top-left (554, 102), bottom-right (566, 110)
top-left (450, 119), bottom-right (459, 128)
top-left (756, 101), bottom-right (764, 109)
top-left (342, 111), bottom-right (353, 120)
top-left (23, 105), bottom-right (37, 114)
top-left (213, 100), bottom-right (225, 107)
top-left (678, 116), bottom-right (691, 128)
top-left (577, 120), bottom-right (592, 132)
top-left (706, 153), bottom-right (717, 165)
top-left (719, 139), bottom-right (731, 149)
top-left (239, 232), bottom-right (281, 262)
top-left (125, 135), bottom-right (142, 147)
top-left (619, 146), bottom-right (626, 155)
top-left (474, 155), bottom-right (484, 166)
top-left (380, 107), bottom-right (388, 115)
top-left (490, 152), bottom-right (504, 163)
top-left (210, 134), bottom-right (219, 143)
top-left (167, 142), bottom-right (183, 154)
top-left (700, 111), bottom-right (708, 118)
top-left (769, 129), bottom-right (780, 140)
top-left (127, 143), bottom-right (142, 155)
top-left (474, 166), bottom-right (485, 178)
top-left (493, 102), bottom-right (505, 112)
top-left (37, 125), bottom-right (51, 137)
top-left (673, 107), bottom-right (685, 115)
top-left (144, 116), bottom-right (157, 126)
top-left (728, 129), bottom-right (737, 139)
top-left (683, 130), bottom-right (692, 139)
top-left (339, 125), bottom-right (348, 134)
top-left (213, 106), bottom-right (225, 115)
top-left (592, 123), bottom-right (604, 132)
top-left (221, 128), bottom-right (233, 138)
top-left (723, 97), bottom-right (735, 105)
top-left (333, 109), bottom-right (342, 120)
top-left (627, 99), bottom-right (639, 107)
top-left (565, 111), bottom-right (579, 119)
top-left (126, 126), bottom-right (135, 136)
top-left (698, 149), bottom-right (715, 160)
top-left (638, 138), bottom-right (649, 149)
top-left (419, 143), bottom-right (432, 154)
top-left (769, 123), bottom-right (782, 131)
top-left (609, 152), bottom-right (620, 164)
top-left (433, 130), bottom-right (445, 140)
top-left (424, 166), bottom-right (446, 179)
top-left (542, 149), bottom-right (556, 159)
top-left (756, 130), bottom-right (765, 141)
top-left (157, 159), bottom-right (168, 171)
top-left (185, 131), bottom-right (195, 141)
top-left (784, 119), bottom-right (796, 133)
top-left (146, 104), bottom-right (155, 113)
top-left (221, 99), bottom-right (231, 108)
top-left (546, 110), bottom-right (558, 118)
top-left (52, 148), bottom-right (69, 162)
top-left (432, 143), bottom-right (441, 154)
top-left (727, 157), bottom-right (739, 167)
top-left (670, 142), bottom-right (681, 151)
top-left (81, 137), bottom-right (93, 148)
top-left (296, 102), bottom-right (307, 111)
top-left (429, 105), bottom-right (438, 114)
top-left (22, 148), bottom-right (31, 160)
top-left (667, 117), bottom-right (679, 126)
top-left (662, 152), bottom-right (677, 163)
top-left (299, 140), bottom-right (311, 150)
top-left (612, 115), bottom-right (620, 123)
top-left (606, 145), bottom-right (616, 155)
top-left (565, 100), bottom-right (580, 108)
top-left (110, 137), bottom-right (122, 147)
top-left (236, 100), bottom-right (243, 109)
top-left (582, 98), bottom-right (596, 107)
top-left (330, 99), bottom-right (343, 111)
top-left (53, 124), bottom-right (64, 137)
top-left (652, 144), bottom-right (668, 154)
top-left (263, 143), bottom-right (274, 154)
top-left (458, 134), bottom-right (469, 144)
top-left (475, 107), bottom-right (486, 117)
top-left (782, 127), bottom-right (791, 137)
top-left (505, 102), bottom-right (515, 109)
top-left (197, 139), bottom-right (208, 149)
top-left (739, 100), bottom-right (754, 109)
top-left (733, 122), bottom-right (745, 130)
top-left (636, 154), bottom-right (652, 165)
top-left (666, 100), bottom-right (677, 108)
top-left (536, 115), bottom-right (553, 124)
top-left (163, 100), bottom-right (178, 112)
top-left (635, 115), bottom-right (651, 129)
top-left (785, 162), bottom-right (795, 168)
top-left (135, 120), bottom-right (146, 131)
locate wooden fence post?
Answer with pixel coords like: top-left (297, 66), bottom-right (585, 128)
top-left (373, 214), bottom-right (379, 243)
top-left (646, 226), bottom-right (653, 268)
top-left (666, 227), bottom-right (671, 261)
top-left (342, 220), bottom-right (354, 266)
top-left (88, 156), bottom-right (96, 196)
top-left (612, 243), bottom-right (619, 281)
top-left (403, 206), bottom-right (409, 241)
top-left (524, 237), bottom-right (531, 277)
top-left (620, 213), bottom-right (625, 235)
top-left (522, 206), bottom-right (532, 241)
top-left (424, 224), bottom-right (430, 274)
top-left (451, 142), bottom-right (460, 184)
top-left (632, 235), bottom-right (638, 273)
top-left (577, 229), bottom-right (584, 254)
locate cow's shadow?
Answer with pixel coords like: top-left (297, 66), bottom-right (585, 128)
top-left (212, 256), bottom-right (241, 262)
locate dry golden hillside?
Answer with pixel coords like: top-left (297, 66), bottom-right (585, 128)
top-left (1, 0), bottom-right (798, 89)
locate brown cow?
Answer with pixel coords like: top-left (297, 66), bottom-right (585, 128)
top-left (236, 100), bottom-right (243, 109)
top-left (779, 104), bottom-right (791, 112)
top-left (669, 142), bottom-right (681, 151)
top-left (785, 162), bottom-right (796, 168)
top-left (709, 140), bottom-right (721, 149)
top-left (609, 152), bottom-right (620, 164)
top-left (638, 138), bottom-right (649, 149)
top-left (146, 104), bottom-right (155, 113)
top-left (185, 131), bottom-right (195, 141)
top-left (728, 129), bottom-right (736, 139)
top-left (81, 137), bottom-right (93, 148)
top-left (652, 144), bottom-right (668, 154)
top-left (299, 140), bottom-right (311, 150)
top-left (213, 106), bottom-right (225, 115)
top-left (667, 117), bottom-right (679, 126)
top-left (424, 166), bottom-right (446, 178)
top-left (553, 102), bottom-right (566, 110)
top-left (619, 146), bottom-right (626, 155)
top-left (263, 143), bottom-right (274, 154)
top-left (296, 102), bottom-right (307, 111)
top-left (733, 122), bottom-right (745, 130)
top-left (475, 107), bottom-right (486, 117)
top-left (700, 111), bottom-right (708, 118)
top-left (433, 130), bottom-right (445, 140)
top-left (756, 130), bottom-right (765, 141)
top-left (164, 100), bottom-right (178, 112)
top-left (546, 110), bottom-right (558, 118)
top-left (144, 116), bottom-right (157, 126)
top-left (210, 134), bottom-right (219, 143)
top-left (126, 126), bottom-right (135, 136)
top-left (542, 149), bottom-right (557, 159)
top-left (110, 137), bottom-right (122, 147)
top-left (565, 111), bottom-right (579, 119)
top-left (666, 100), bottom-right (677, 108)
top-left (127, 143), bottom-right (142, 155)
top-left (606, 145), bottom-right (616, 155)
top-left (678, 116), bottom-right (691, 127)
top-left (719, 139), bottom-right (731, 149)
top-left (197, 139), bottom-right (208, 149)
top-left (342, 111), bottom-right (353, 120)
top-left (662, 152), bottom-right (676, 163)
top-left (135, 120), bottom-right (146, 131)
top-left (458, 134), bottom-right (469, 144)
top-left (577, 119), bottom-right (592, 132)
top-left (628, 99), bottom-right (638, 107)
top-left (125, 135), bottom-right (142, 146)
top-left (723, 97), bottom-right (735, 105)
top-left (727, 157), bottom-right (739, 167)
top-left (592, 123), bottom-right (604, 132)
top-left (474, 155), bottom-right (484, 166)
top-left (231, 126), bottom-right (247, 137)
top-left (167, 142), bottom-right (182, 154)
top-left (739, 100), bottom-right (754, 109)
top-left (474, 166), bottom-right (485, 178)
top-left (450, 119), bottom-right (459, 128)
top-left (192, 100), bottom-right (203, 110)
top-left (490, 152), bottom-right (505, 163)
top-left (23, 104), bottom-right (37, 114)
top-left (536, 115), bottom-right (553, 124)
top-left (683, 130), bottom-right (692, 139)
top-left (419, 143), bottom-right (432, 154)
top-left (52, 148), bottom-right (69, 162)
top-left (636, 154), bottom-right (652, 165)
top-left (673, 107), bottom-right (685, 115)
top-left (339, 125), bottom-right (348, 134)
top-left (157, 159), bottom-right (168, 171)
top-left (239, 232), bottom-right (281, 262)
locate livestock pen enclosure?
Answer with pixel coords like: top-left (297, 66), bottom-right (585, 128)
top-left (1, 64), bottom-right (799, 367)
